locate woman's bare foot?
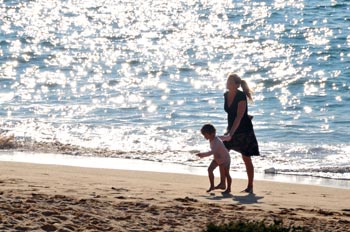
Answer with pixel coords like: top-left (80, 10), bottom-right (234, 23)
top-left (206, 187), bottom-right (215, 192)
top-left (222, 189), bottom-right (231, 194)
top-left (214, 183), bottom-right (226, 190)
top-left (241, 187), bottom-right (253, 194)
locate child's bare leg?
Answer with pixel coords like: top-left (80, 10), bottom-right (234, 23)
top-left (223, 168), bottom-right (232, 194)
top-left (207, 169), bottom-right (215, 192)
top-left (207, 163), bottom-right (216, 192)
top-left (215, 166), bottom-right (226, 190)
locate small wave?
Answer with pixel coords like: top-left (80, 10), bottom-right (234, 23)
top-left (1, 136), bottom-right (128, 158)
top-left (0, 136), bottom-right (187, 163)
top-left (331, 3), bottom-right (349, 9)
top-left (0, 40), bottom-right (11, 47)
top-left (265, 167), bottom-right (350, 180)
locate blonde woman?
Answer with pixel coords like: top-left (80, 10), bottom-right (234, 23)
top-left (220, 73), bottom-right (260, 194)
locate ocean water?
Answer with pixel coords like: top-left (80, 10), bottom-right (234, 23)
top-left (0, 0), bottom-right (349, 181)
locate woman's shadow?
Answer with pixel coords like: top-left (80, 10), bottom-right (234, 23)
top-left (205, 192), bottom-right (264, 204)
top-left (231, 192), bottom-right (264, 204)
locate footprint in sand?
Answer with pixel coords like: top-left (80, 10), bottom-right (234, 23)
top-left (174, 197), bottom-right (198, 203)
top-left (111, 187), bottom-right (129, 192)
top-left (41, 224), bottom-right (57, 232)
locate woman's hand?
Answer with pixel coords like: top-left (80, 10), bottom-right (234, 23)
top-left (219, 135), bottom-right (231, 142)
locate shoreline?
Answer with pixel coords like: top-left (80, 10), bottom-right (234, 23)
top-left (1, 150), bottom-right (350, 189)
top-left (0, 151), bottom-right (350, 189)
top-left (1, 160), bottom-right (350, 231)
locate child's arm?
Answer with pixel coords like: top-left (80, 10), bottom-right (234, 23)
top-left (196, 151), bottom-right (213, 158)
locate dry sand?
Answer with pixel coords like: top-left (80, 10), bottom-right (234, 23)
top-left (1, 161), bottom-right (350, 231)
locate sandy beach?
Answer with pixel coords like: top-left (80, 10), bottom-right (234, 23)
top-left (1, 161), bottom-right (350, 232)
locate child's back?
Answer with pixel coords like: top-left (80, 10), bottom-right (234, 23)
top-left (210, 136), bottom-right (230, 166)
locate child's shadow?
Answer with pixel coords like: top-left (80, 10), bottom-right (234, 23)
top-left (232, 193), bottom-right (264, 204)
top-left (204, 192), bottom-right (234, 201)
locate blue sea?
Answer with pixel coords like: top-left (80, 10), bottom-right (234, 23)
top-left (0, 0), bottom-right (349, 186)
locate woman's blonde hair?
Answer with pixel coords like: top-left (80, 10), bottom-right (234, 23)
top-left (227, 73), bottom-right (253, 101)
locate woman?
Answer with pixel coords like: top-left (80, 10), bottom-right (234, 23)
top-left (220, 73), bottom-right (260, 194)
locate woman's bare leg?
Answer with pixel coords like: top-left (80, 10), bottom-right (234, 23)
top-left (242, 155), bottom-right (254, 192)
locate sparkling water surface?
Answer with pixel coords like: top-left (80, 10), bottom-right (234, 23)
top-left (0, 0), bottom-right (349, 180)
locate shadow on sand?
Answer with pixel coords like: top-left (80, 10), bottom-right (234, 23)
top-left (204, 192), bottom-right (264, 204)
top-left (232, 193), bottom-right (264, 204)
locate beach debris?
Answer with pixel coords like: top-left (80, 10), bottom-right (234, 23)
top-left (0, 134), bottom-right (15, 149)
top-left (264, 167), bottom-right (277, 174)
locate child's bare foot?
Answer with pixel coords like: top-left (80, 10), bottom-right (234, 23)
top-left (206, 187), bottom-right (215, 192)
top-left (214, 183), bottom-right (226, 190)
